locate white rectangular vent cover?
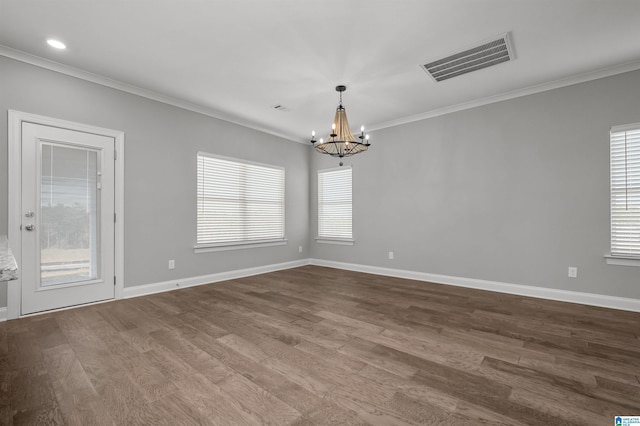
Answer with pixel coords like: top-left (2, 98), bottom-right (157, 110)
top-left (422, 33), bottom-right (514, 82)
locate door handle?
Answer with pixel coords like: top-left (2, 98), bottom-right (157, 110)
top-left (25, 224), bottom-right (35, 231)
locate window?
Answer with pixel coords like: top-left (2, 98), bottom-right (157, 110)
top-left (196, 153), bottom-right (285, 250)
top-left (610, 124), bottom-right (640, 260)
top-left (317, 166), bottom-right (353, 243)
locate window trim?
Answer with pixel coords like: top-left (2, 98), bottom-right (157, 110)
top-left (317, 165), bottom-right (354, 243)
top-left (195, 152), bottom-right (286, 252)
top-left (607, 123), bottom-right (640, 266)
top-left (194, 239), bottom-right (287, 253)
top-left (605, 255), bottom-right (640, 267)
top-left (315, 237), bottom-right (355, 246)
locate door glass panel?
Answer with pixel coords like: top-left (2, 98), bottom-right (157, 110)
top-left (40, 143), bottom-right (101, 287)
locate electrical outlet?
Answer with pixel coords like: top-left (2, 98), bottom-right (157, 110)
top-left (388, 251), bottom-right (394, 260)
top-left (298, 246), bottom-right (303, 253)
top-left (168, 259), bottom-right (175, 270)
top-left (568, 266), bottom-right (577, 278)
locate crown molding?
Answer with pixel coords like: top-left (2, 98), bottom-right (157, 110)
top-left (369, 60), bottom-right (640, 132)
top-left (3, 44), bottom-right (640, 141)
top-left (0, 45), bottom-right (304, 144)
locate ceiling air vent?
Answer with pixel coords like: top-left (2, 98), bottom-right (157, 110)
top-left (421, 33), bottom-right (514, 82)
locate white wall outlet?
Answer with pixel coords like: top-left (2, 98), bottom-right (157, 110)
top-left (298, 246), bottom-right (303, 253)
top-left (388, 251), bottom-right (394, 260)
top-left (568, 266), bottom-right (577, 278)
top-left (168, 259), bottom-right (175, 270)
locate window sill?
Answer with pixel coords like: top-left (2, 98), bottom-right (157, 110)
top-left (315, 237), bottom-right (354, 246)
top-left (194, 239), bottom-right (287, 253)
top-left (605, 255), bottom-right (640, 267)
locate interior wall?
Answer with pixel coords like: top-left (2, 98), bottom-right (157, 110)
top-left (311, 69), bottom-right (640, 301)
top-left (2, 54), bottom-right (639, 310)
top-left (0, 56), bottom-right (310, 308)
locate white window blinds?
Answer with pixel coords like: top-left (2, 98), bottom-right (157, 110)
top-left (197, 153), bottom-right (284, 246)
top-left (610, 125), bottom-right (640, 258)
top-left (318, 167), bottom-right (352, 239)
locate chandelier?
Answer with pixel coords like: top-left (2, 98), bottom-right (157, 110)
top-left (310, 85), bottom-right (370, 166)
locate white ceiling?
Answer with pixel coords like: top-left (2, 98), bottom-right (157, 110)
top-left (2, 0), bottom-right (640, 143)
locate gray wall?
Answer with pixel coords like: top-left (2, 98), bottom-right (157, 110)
top-left (0, 56), bottom-right (310, 307)
top-left (311, 69), bottom-right (640, 300)
top-left (2, 53), bottom-right (639, 310)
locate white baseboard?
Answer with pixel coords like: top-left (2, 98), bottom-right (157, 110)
top-left (309, 258), bottom-right (640, 313)
top-left (115, 256), bottom-right (640, 313)
top-left (123, 259), bottom-right (310, 299)
top-left (3, 257), bottom-right (635, 318)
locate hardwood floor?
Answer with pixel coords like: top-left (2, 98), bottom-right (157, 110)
top-left (1, 265), bottom-right (639, 425)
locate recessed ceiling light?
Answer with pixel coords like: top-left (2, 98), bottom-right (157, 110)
top-left (46, 39), bottom-right (66, 49)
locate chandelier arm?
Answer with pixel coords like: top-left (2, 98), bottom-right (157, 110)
top-left (332, 140), bottom-right (341, 157)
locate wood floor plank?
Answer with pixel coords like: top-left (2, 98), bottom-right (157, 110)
top-left (217, 333), bottom-right (270, 363)
top-left (171, 372), bottom-right (259, 425)
top-left (9, 363), bottom-right (52, 408)
top-left (6, 329), bottom-right (42, 370)
top-left (304, 400), bottom-right (371, 425)
top-left (476, 356), bottom-right (633, 417)
top-left (217, 373), bottom-right (301, 425)
top-left (2, 265), bottom-right (639, 425)
top-left (41, 344), bottom-right (115, 426)
top-left (29, 316), bottom-right (68, 350)
top-left (191, 332), bottom-right (326, 414)
top-left (0, 324), bottom-right (7, 357)
top-left (11, 402), bottom-right (65, 426)
top-left (593, 376), bottom-right (640, 411)
top-left (508, 388), bottom-right (605, 426)
top-left (517, 354), bottom-right (598, 387)
top-left (356, 364), bottom-right (460, 414)
top-left (88, 320), bottom-right (178, 403)
top-left (211, 287), bottom-right (314, 323)
top-left (260, 354), bottom-right (336, 395)
top-left (93, 370), bottom-right (173, 426)
top-left (148, 328), bottom-right (234, 384)
top-left (453, 400), bottom-right (530, 426)
top-left (294, 340), bottom-right (367, 374)
top-left (153, 390), bottom-right (216, 426)
top-left (337, 340), bottom-right (420, 379)
top-left (251, 312), bottom-right (348, 350)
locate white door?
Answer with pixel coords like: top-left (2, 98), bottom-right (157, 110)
top-left (21, 122), bottom-right (115, 315)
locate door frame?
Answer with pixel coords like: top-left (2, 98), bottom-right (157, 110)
top-left (7, 110), bottom-right (125, 319)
